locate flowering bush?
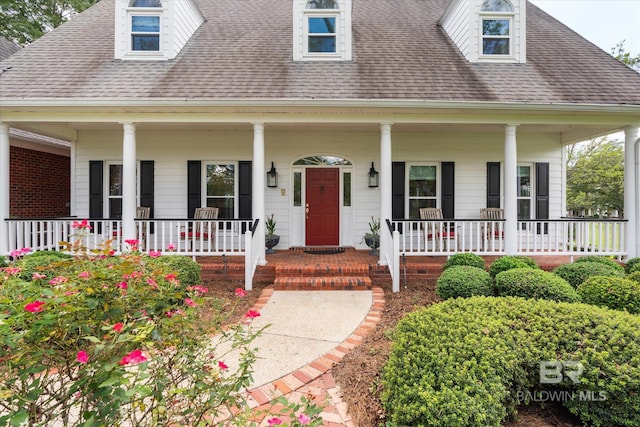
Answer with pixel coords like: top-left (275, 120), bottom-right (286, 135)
top-left (0, 229), bottom-right (270, 426)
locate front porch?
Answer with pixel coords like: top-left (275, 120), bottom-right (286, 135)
top-left (4, 217), bottom-right (624, 290)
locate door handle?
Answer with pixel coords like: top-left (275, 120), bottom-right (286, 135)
top-left (305, 203), bottom-right (309, 220)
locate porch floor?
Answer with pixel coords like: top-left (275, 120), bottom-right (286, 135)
top-left (197, 248), bottom-right (576, 288)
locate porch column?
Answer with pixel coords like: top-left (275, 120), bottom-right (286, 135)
top-left (379, 123), bottom-right (392, 265)
top-left (625, 126), bottom-right (639, 258)
top-left (503, 124), bottom-right (518, 255)
top-left (252, 122), bottom-right (266, 265)
top-left (121, 122), bottom-right (137, 242)
top-left (0, 123), bottom-right (9, 256)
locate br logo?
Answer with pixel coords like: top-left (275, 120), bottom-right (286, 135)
top-left (539, 361), bottom-right (584, 384)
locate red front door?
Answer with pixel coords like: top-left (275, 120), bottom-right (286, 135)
top-left (305, 168), bottom-right (339, 246)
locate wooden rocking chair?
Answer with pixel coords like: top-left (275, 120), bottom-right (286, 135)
top-left (420, 207), bottom-right (455, 250)
top-left (180, 207), bottom-right (219, 250)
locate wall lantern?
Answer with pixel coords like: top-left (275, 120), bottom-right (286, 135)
top-left (267, 162), bottom-right (278, 187)
top-left (368, 162), bottom-right (379, 188)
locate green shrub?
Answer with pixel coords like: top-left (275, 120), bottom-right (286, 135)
top-left (577, 276), bottom-right (640, 314)
top-left (382, 297), bottom-right (640, 427)
top-left (494, 268), bottom-right (579, 302)
top-left (625, 257), bottom-right (640, 274)
top-left (436, 266), bottom-right (493, 299)
top-left (553, 261), bottom-right (625, 288)
top-left (628, 271), bottom-right (640, 283)
top-left (442, 253), bottom-right (485, 271)
top-left (488, 256), bottom-right (538, 278)
top-left (147, 255), bottom-right (202, 288)
top-left (16, 251), bottom-right (73, 281)
top-left (0, 256), bottom-right (7, 269)
top-left (575, 255), bottom-right (624, 272)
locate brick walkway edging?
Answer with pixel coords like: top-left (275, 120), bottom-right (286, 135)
top-left (244, 286), bottom-right (386, 426)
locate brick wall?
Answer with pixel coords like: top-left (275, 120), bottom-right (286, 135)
top-left (10, 146), bottom-right (70, 217)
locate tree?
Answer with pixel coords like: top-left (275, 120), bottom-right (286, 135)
top-left (611, 40), bottom-right (640, 72)
top-left (566, 138), bottom-right (624, 216)
top-left (0, 0), bottom-right (100, 46)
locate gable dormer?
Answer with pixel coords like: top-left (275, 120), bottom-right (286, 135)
top-left (114, 0), bottom-right (204, 61)
top-left (440, 0), bottom-right (526, 63)
top-left (293, 0), bottom-right (352, 61)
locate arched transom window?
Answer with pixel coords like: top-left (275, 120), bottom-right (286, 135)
top-left (130, 0), bottom-right (161, 7)
top-left (480, 0), bottom-right (514, 55)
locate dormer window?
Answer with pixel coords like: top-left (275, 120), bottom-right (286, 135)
top-left (480, 0), bottom-right (514, 56)
top-left (293, 0), bottom-right (352, 61)
top-left (129, 0), bottom-right (162, 52)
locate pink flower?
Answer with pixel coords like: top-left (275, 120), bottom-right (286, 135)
top-left (32, 272), bottom-right (46, 280)
top-left (124, 239), bottom-right (139, 248)
top-left (118, 349), bottom-right (147, 366)
top-left (267, 418), bottom-right (282, 426)
top-left (10, 247), bottom-right (30, 258)
top-left (76, 350), bottom-right (89, 364)
top-left (186, 285), bottom-right (208, 294)
top-left (148, 251), bottom-right (161, 258)
top-left (113, 323), bottom-right (124, 333)
top-left (24, 301), bottom-right (45, 313)
top-left (4, 267), bottom-right (22, 276)
top-left (146, 278), bottom-right (158, 289)
top-left (48, 276), bottom-right (69, 286)
top-left (64, 291), bottom-right (78, 296)
top-left (184, 298), bottom-right (197, 307)
top-left (167, 243), bottom-right (176, 251)
top-left (116, 281), bottom-right (128, 290)
top-left (245, 309), bottom-right (260, 319)
top-left (218, 361), bottom-right (229, 370)
top-left (72, 219), bottom-right (92, 230)
top-left (235, 287), bottom-right (247, 297)
top-left (298, 413), bottom-right (311, 425)
top-left (78, 271), bottom-right (92, 279)
top-left (166, 309), bottom-right (185, 318)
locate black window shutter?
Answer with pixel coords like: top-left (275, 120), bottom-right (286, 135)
top-left (187, 161), bottom-right (201, 218)
top-left (140, 160), bottom-right (154, 232)
top-left (441, 162), bottom-right (455, 219)
top-left (487, 162), bottom-right (501, 208)
top-left (392, 162), bottom-right (405, 220)
top-left (536, 162), bottom-right (549, 234)
top-left (238, 161), bottom-right (252, 223)
top-left (89, 161), bottom-right (103, 219)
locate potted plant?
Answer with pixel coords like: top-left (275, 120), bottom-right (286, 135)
top-left (363, 216), bottom-right (380, 256)
top-left (265, 214), bottom-right (280, 254)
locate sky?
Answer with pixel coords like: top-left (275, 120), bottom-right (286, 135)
top-left (529, 0), bottom-right (640, 55)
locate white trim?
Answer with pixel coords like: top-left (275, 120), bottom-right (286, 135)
top-left (0, 123), bottom-right (10, 256)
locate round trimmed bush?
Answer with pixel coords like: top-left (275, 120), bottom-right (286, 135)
top-left (382, 297), bottom-right (640, 427)
top-left (488, 255), bottom-right (538, 278)
top-left (628, 271), bottom-right (640, 284)
top-left (575, 255), bottom-right (624, 272)
top-left (436, 266), bottom-right (493, 299)
top-left (494, 268), bottom-right (579, 302)
top-left (147, 255), bottom-right (202, 288)
top-left (625, 257), bottom-right (640, 274)
top-left (442, 253), bottom-right (485, 271)
top-left (577, 276), bottom-right (640, 314)
top-left (553, 261), bottom-right (625, 288)
top-left (16, 251), bottom-right (73, 280)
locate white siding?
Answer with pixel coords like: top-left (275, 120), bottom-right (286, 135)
top-left (173, 0), bottom-right (205, 58)
top-left (74, 128), bottom-right (562, 250)
top-left (439, 0), bottom-right (471, 58)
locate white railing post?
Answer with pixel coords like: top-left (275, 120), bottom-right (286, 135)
top-left (392, 229), bottom-right (400, 293)
top-left (379, 123), bottom-right (393, 265)
top-left (244, 229), bottom-right (253, 291)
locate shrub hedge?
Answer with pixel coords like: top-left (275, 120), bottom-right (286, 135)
top-left (0, 256), bottom-right (7, 269)
top-left (553, 261), bottom-right (625, 288)
top-left (442, 253), bottom-right (485, 271)
top-left (494, 268), bottom-right (579, 302)
top-left (575, 255), bottom-right (624, 272)
top-left (488, 256), bottom-right (538, 278)
top-left (625, 257), bottom-right (640, 274)
top-left (382, 297), bottom-right (640, 427)
top-left (436, 266), bottom-right (493, 299)
top-left (628, 271), bottom-right (640, 284)
top-left (146, 255), bottom-right (202, 288)
top-left (577, 276), bottom-right (640, 314)
top-left (16, 251), bottom-right (73, 281)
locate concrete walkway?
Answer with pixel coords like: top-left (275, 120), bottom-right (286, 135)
top-left (239, 287), bottom-right (385, 426)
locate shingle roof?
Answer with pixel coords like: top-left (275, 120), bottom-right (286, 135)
top-left (0, 37), bottom-right (20, 61)
top-left (0, 0), bottom-right (639, 105)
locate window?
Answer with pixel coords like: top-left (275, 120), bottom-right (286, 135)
top-left (294, 0), bottom-right (351, 61)
top-left (480, 0), bottom-right (513, 56)
top-left (129, 0), bottom-right (162, 52)
top-left (517, 165), bottom-right (531, 220)
top-left (293, 172), bottom-right (302, 206)
top-left (108, 164), bottom-right (123, 218)
top-left (343, 172), bottom-right (351, 206)
top-left (408, 165), bottom-right (438, 219)
top-left (205, 164), bottom-right (235, 219)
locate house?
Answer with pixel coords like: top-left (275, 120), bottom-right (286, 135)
top-left (1, 0), bottom-right (639, 289)
top-left (0, 37), bottom-right (71, 219)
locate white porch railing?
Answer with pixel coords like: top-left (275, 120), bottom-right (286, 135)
top-left (387, 218), bottom-right (628, 292)
top-left (4, 218), bottom-right (260, 289)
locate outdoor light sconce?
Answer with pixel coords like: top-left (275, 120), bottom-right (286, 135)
top-left (368, 162), bottom-right (379, 187)
top-left (267, 162), bottom-right (278, 187)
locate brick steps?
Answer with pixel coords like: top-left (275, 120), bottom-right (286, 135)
top-left (274, 262), bottom-right (372, 290)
